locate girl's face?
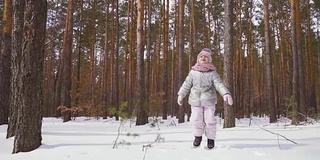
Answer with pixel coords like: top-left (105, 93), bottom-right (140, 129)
top-left (198, 55), bottom-right (210, 64)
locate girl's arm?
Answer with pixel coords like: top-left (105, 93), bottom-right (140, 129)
top-left (177, 71), bottom-right (193, 98)
top-left (212, 71), bottom-right (230, 96)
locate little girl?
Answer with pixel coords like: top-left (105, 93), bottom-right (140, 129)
top-left (177, 48), bottom-right (233, 149)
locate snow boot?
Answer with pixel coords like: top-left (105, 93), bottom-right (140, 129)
top-left (193, 136), bottom-right (202, 147)
top-left (207, 139), bottom-right (215, 149)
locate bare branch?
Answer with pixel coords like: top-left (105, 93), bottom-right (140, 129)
top-left (142, 134), bottom-right (165, 160)
top-left (45, 31), bottom-right (64, 46)
top-left (253, 119), bottom-right (297, 145)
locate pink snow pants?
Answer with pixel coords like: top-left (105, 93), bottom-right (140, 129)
top-left (190, 105), bottom-right (217, 140)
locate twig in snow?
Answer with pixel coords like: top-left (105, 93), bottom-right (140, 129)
top-left (252, 119), bottom-right (297, 145)
top-left (277, 135), bottom-right (282, 150)
top-left (142, 134), bottom-right (165, 160)
top-left (112, 119), bottom-right (126, 149)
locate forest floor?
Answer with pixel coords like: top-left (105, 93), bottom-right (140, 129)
top-left (1, 116), bottom-right (319, 160)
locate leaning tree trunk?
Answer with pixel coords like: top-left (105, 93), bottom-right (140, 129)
top-left (223, 0), bottom-right (235, 128)
top-left (12, 0), bottom-right (47, 153)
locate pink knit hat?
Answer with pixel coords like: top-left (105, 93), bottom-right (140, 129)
top-left (197, 48), bottom-right (212, 63)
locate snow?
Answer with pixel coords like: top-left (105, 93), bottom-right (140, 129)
top-left (1, 116), bottom-right (319, 160)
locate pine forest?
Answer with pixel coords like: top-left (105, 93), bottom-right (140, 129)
top-left (0, 0), bottom-right (320, 143)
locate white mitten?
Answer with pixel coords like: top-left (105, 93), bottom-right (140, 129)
top-left (177, 96), bottom-right (183, 106)
top-left (223, 94), bottom-right (233, 105)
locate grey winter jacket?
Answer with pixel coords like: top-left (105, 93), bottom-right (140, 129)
top-left (178, 69), bottom-right (230, 107)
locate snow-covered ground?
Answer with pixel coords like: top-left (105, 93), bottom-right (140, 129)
top-left (0, 116), bottom-right (319, 160)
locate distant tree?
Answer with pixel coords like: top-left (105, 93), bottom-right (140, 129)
top-left (189, 0), bottom-right (195, 70)
top-left (263, 0), bottom-right (276, 123)
top-left (305, 0), bottom-right (317, 113)
top-left (295, 0), bottom-right (306, 116)
top-left (223, 0), bottom-right (235, 128)
top-left (145, 0), bottom-right (152, 111)
top-left (74, 0), bottom-right (84, 108)
top-left (11, 0), bottom-right (47, 153)
top-left (126, 0), bottom-right (135, 115)
top-left (102, 1), bottom-right (110, 118)
top-left (162, 0), bottom-right (170, 120)
top-left (136, 0), bottom-right (147, 125)
top-left (114, 0), bottom-right (120, 120)
top-left (290, 0), bottom-right (299, 125)
top-left (177, 0), bottom-right (185, 123)
top-left (60, 0), bottom-right (74, 122)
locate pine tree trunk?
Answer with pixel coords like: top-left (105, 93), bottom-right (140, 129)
top-left (235, 1), bottom-right (243, 117)
top-left (89, 1), bottom-right (96, 109)
top-left (136, 0), bottom-right (147, 125)
top-left (102, 1), bottom-right (110, 118)
top-left (61, 0), bottom-right (74, 122)
top-left (0, 0), bottom-right (12, 125)
top-left (7, 0), bottom-right (22, 138)
top-left (223, 0), bottom-right (235, 128)
top-left (177, 0), bottom-right (185, 123)
top-left (295, 1), bottom-right (306, 117)
top-left (290, 0), bottom-right (299, 125)
top-left (43, 42), bottom-right (54, 116)
top-left (162, 0), bottom-right (169, 120)
top-left (12, 0), bottom-right (46, 153)
top-left (263, 0), bottom-right (277, 123)
top-left (305, 0), bottom-right (317, 112)
top-left (110, 1), bottom-right (115, 117)
top-left (189, 0), bottom-right (195, 70)
top-left (114, 0), bottom-right (120, 120)
top-left (146, 0), bottom-right (152, 112)
top-left (129, 0), bottom-right (135, 114)
top-left (75, 0), bottom-right (83, 108)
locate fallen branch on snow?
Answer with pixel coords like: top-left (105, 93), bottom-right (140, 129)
top-left (252, 119), bottom-right (297, 145)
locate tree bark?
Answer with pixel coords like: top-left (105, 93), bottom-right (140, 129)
top-left (89, 0), bottom-right (96, 109)
top-left (223, 0), bottom-right (235, 128)
top-left (295, 0), bottom-right (306, 116)
top-left (146, 0), bottom-right (152, 112)
top-left (136, 0), bottom-right (147, 125)
top-left (12, 0), bottom-right (47, 153)
top-left (177, 0), bottom-right (185, 123)
top-left (75, 0), bottom-right (83, 108)
top-left (7, 0), bottom-right (23, 139)
top-left (162, 0), bottom-right (170, 120)
top-left (290, 0), bottom-right (299, 125)
top-left (114, 0), bottom-right (120, 120)
top-left (0, 0), bottom-right (12, 125)
top-left (305, 0), bottom-right (317, 113)
top-left (189, 0), bottom-right (194, 71)
top-left (61, 0), bottom-right (74, 122)
top-left (263, 0), bottom-right (277, 123)
top-left (102, 1), bottom-right (110, 118)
